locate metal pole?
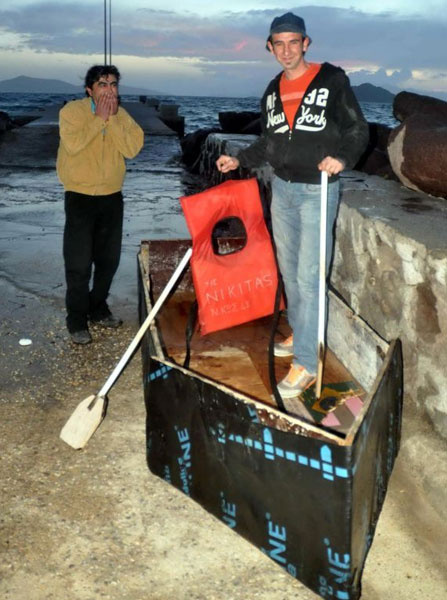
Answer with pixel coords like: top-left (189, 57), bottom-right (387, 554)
top-left (104, 0), bottom-right (107, 64)
top-left (109, 0), bottom-right (112, 65)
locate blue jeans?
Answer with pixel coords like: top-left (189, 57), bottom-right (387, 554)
top-left (271, 175), bottom-right (340, 373)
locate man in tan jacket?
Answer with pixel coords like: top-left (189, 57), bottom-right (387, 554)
top-left (57, 64), bottom-right (144, 344)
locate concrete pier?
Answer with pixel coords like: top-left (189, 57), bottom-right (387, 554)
top-left (120, 102), bottom-right (178, 135)
top-left (23, 101), bottom-right (178, 135)
top-left (0, 101), bottom-right (181, 168)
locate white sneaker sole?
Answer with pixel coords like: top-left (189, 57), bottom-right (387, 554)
top-left (277, 374), bottom-right (316, 399)
top-left (273, 346), bottom-right (294, 357)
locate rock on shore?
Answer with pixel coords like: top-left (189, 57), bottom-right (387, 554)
top-left (0, 110), bottom-right (18, 132)
top-left (393, 90), bottom-right (447, 122)
top-left (388, 91), bottom-right (447, 198)
top-left (388, 114), bottom-right (447, 198)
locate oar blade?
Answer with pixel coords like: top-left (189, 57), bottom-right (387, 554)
top-left (60, 394), bottom-right (106, 449)
top-left (59, 248), bottom-right (192, 451)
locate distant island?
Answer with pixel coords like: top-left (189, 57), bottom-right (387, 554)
top-left (352, 83), bottom-right (395, 103)
top-left (0, 75), bottom-right (162, 96)
top-left (0, 75), bottom-right (397, 103)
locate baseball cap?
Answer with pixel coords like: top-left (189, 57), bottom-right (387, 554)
top-left (266, 12), bottom-right (311, 48)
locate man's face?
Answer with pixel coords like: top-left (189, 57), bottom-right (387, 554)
top-left (267, 32), bottom-right (309, 73)
top-left (86, 74), bottom-right (118, 104)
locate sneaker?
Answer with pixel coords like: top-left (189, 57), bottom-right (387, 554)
top-left (277, 364), bottom-right (316, 399)
top-left (70, 329), bottom-right (92, 345)
top-left (274, 334), bottom-right (294, 357)
top-left (90, 314), bottom-right (123, 328)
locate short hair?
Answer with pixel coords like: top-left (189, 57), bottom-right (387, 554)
top-left (84, 65), bottom-right (121, 95)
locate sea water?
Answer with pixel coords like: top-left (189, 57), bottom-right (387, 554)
top-left (0, 92), bottom-right (398, 312)
top-left (0, 92), bottom-right (398, 237)
top-left (0, 92), bottom-right (399, 131)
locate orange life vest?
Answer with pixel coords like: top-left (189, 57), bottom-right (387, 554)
top-left (180, 178), bottom-right (281, 335)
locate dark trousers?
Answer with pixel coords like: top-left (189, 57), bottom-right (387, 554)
top-left (63, 191), bottom-right (123, 333)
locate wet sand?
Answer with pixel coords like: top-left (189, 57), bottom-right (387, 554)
top-left (1, 124), bottom-right (446, 599)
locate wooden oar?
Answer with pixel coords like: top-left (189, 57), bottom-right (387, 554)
top-left (316, 170), bottom-right (328, 400)
top-left (60, 247), bottom-right (192, 450)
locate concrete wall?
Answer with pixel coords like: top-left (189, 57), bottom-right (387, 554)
top-left (200, 133), bottom-right (447, 441)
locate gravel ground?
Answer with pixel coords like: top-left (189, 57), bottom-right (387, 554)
top-left (1, 272), bottom-right (447, 600)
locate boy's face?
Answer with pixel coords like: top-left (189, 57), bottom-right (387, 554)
top-left (268, 32), bottom-right (309, 74)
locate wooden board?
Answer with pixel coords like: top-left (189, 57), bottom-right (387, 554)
top-left (156, 290), bottom-right (365, 433)
top-left (170, 346), bottom-right (273, 404)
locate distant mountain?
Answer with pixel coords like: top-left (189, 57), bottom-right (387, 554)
top-left (0, 75), bottom-right (162, 96)
top-left (0, 75), bottom-right (80, 93)
top-left (352, 83), bottom-right (395, 103)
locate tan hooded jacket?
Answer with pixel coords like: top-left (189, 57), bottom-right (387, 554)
top-left (57, 97), bottom-right (144, 195)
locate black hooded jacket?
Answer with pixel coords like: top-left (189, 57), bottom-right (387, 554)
top-left (238, 62), bottom-right (369, 183)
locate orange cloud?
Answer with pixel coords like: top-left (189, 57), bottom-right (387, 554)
top-left (234, 40), bottom-right (248, 52)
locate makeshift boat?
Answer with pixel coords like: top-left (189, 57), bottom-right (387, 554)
top-left (138, 238), bottom-right (403, 600)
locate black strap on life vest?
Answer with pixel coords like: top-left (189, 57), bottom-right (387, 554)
top-left (183, 299), bottom-right (198, 369)
top-left (268, 268), bottom-right (288, 414)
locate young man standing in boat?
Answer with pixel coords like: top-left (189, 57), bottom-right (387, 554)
top-left (216, 13), bottom-right (368, 399)
top-left (57, 65), bottom-right (144, 345)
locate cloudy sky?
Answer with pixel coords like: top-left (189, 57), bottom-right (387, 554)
top-left (0, 0), bottom-right (446, 98)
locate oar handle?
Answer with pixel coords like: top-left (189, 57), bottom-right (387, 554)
top-left (98, 247), bottom-right (192, 398)
top-left (316, 171), bottom-right (328, 399)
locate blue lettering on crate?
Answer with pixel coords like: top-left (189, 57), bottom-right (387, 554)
top-left (262, 513), bottom-right (297, 577)
top-left (263, 429), bottom-right (275, 460)
top-left (147, 365), bottom-right (172, 382)
top-left (163, 465), bottom-right (171, 484)
top-left (217, 423), bottom-right (226, 445)
top-left (220, 492), bottom-right (237, 529)
top-left (174, 426), bottom-right (193, 496)
top-left (246, 405), bottom-right (261, 423)
top-left (209, 425), bottom-right (350, 481)
top-left (318, 538), bottom-right (351, 598)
